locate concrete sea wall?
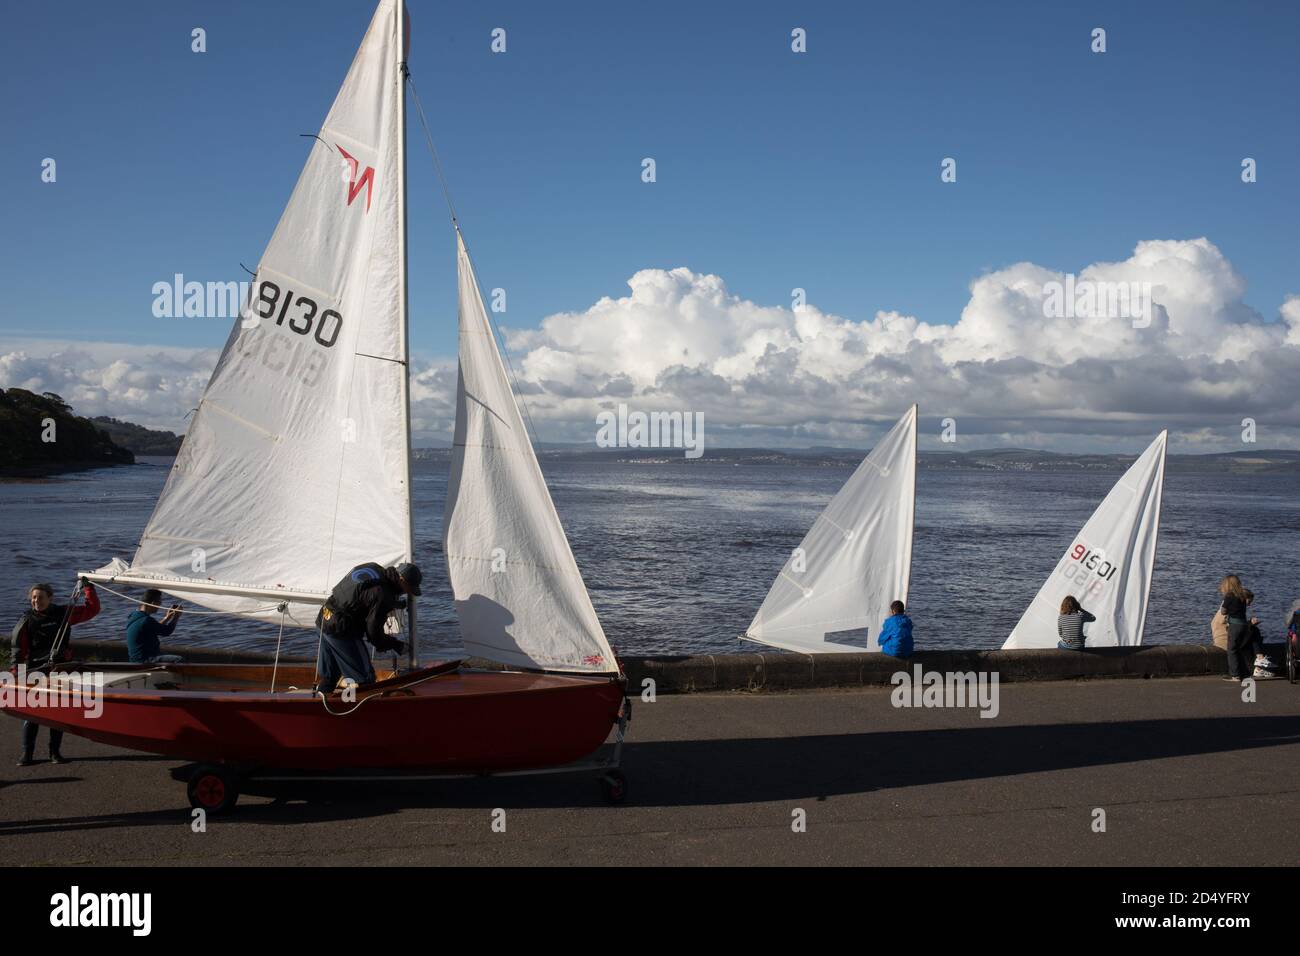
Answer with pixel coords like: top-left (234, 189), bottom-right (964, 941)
top-left (69, 639), bottom-right (1273, 693)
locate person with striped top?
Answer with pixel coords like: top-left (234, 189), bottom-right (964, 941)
top-left (1057, 595), bottom-right (1095, 650)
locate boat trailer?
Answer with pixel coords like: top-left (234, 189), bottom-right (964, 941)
top-left (175, 694), bottom-right (633, 815)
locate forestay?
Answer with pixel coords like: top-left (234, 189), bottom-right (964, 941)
top-left (745, 405), bottom-right (917, 653)
top-left (92, 0), bottom-right (410, 625)
top-left (443, 232), bottom-right (618, 674)
top-left (1003, 431), bottom-right (1167, 649)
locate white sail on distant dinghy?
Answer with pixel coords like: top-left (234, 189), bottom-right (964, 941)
top-left (744, 405), bottom-right (917, 654)
top-left (1003, 430), bottom-right (1168, 649)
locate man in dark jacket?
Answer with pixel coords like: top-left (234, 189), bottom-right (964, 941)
top-left (125, 589), bottom-right (185, 664)
top-left (314, 562), bottom-right (421, 695)
top-left (11, 579), bottom-right (101, 765)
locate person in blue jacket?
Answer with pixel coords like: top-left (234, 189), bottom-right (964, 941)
top-left (125, 589), bottom-right (185, 664)
top-left (877, 600), bottom-right (913, 658)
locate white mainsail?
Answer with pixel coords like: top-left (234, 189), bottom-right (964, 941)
top-left (443, 232), bottom-right (618, 674)
top-left (89, 0), bottom-right (410, 625)
top-left (745, 405), bottom-right (917, 653)
top-left (1003, 431), bottom-right (1167, 649)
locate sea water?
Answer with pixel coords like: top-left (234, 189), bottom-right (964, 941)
top-left (0, 457), bottom-right (1295, 658)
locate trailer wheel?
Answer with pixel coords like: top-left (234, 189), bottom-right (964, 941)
top-left (188, 764), bottom-right (240, 814)
top-left (599, 769), bottom-right (627, 805)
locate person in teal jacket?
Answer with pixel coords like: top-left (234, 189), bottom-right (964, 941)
top-left (877, 600), bottom-right (913, 658)
top-left (124, 589), bottom-right (184, 664)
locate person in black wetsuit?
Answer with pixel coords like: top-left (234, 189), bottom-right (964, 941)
top-left (314, 562), bottom-right (421, 695)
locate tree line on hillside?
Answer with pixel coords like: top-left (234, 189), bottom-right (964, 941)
top-left (0, 389), bottom-right (134, 476)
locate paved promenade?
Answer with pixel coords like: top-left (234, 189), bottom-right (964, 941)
top-left (2, 676), bottom-right (1296, 865)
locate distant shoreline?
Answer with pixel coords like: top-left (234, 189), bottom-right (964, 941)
top-left (0, 458), bottom-right (140, 481)
top-left (9, 447), bottom-right (1300, 479)
top-left (418, 446), bottom-right (1300, 475)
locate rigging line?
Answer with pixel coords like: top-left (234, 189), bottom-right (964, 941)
top-left (485, 289), bottom-right (545, 453)
top-left (405, 70), bottom-right (546, 452)
top-left (38, 580), bottom-right (86, 672)
top-left (317, 663), bottom-right (457, 717)
top-left (313, 618), bottom-right (325, 688)
top-left (356, 351), bottom-right (406, 365)
top-left (463, 320), bottom-right (547, 456)
top-left (270, 603), bottom-right (288, 692)
top-left (405, 71), bottom-right (457, 227)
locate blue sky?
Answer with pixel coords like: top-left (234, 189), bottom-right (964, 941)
top-left (5, 0), bottom-right (1297, 352)
top-left (2, 0), bottom-right (1298, 449)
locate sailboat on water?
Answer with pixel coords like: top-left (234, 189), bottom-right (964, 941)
top-left (1, 0), bottom-right (628, 806)
top-left (743, 405), bottom-right (917, 653)
top-left (1003, 431), bottom-right (1168, 648)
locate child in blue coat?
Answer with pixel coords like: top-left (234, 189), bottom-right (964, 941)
top-left (878, 600), bottom-right (913, 657)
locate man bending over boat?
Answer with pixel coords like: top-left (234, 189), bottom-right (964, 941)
top-left (10, 579), bottom-right (101, 766)
top-left (314, 562), bottom-right (421, 695)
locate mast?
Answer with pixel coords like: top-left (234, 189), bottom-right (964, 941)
top-left (905, 403), bottom-right (917, 608)
top-left (396, 0), bottom-right (416, 668)
top-left (1135, 430), bottom-right (1168, 646)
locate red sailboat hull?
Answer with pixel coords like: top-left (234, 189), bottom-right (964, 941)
top-left (2, 662), bottom-right (626, 773)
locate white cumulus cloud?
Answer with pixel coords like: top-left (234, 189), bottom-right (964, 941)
top-left (3, 238), bottom-right (1298, 451)
top-left (500, 237), bottom-right (1300, 450)
top-left (0, 341), bottom-right (217, 431)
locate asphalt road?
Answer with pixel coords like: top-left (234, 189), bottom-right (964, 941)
top-left (2, 676), bottom-right (1297, 866)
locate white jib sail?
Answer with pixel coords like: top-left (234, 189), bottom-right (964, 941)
top-left (443, 232), bottom-right (618, 674)
top-left (745, 405), bottom-right (917, 653)
top-left (91, 0), bottom-right (409, 626)
top-left (1003, 430), bottom-right (1167, 649)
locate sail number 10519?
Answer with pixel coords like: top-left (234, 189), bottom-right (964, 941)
top-left (254, 280), bottom-right (342, 348)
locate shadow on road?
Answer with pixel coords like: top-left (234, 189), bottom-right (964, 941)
top-left (2, 712), bottom-right (1297, 833)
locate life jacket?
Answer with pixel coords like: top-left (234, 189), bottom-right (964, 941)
top-left (318, 563), bottom-right (390, 638)
top-left (12, 605), bottom-right (73, 666)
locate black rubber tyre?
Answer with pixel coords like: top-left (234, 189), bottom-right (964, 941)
top-left (599, 769), bottom-right (627, 805)
top-left (187, 764), bottom-right (240, 814)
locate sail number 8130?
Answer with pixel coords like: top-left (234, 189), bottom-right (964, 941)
top-left (255, 280), bottom-right (342, 348)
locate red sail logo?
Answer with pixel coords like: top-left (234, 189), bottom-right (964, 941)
top-left (335, 144), bottom-right (375, 212)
